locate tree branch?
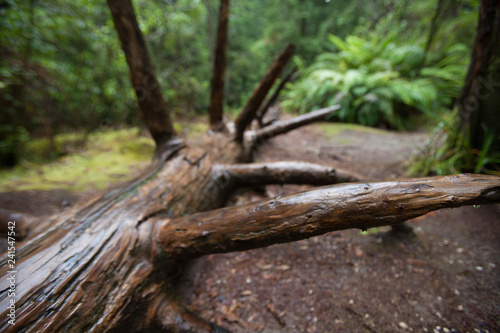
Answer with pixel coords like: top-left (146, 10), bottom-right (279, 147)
top-left (213, 161), bottom-right (362, 188)
top-left (257, 67), bottom-right (298, 127)
top-left (250, 105), bottom-right (340, 142)
top-left (107, 0), bottom-right (176, 149)
top-left (208, 0), bottom-right (230, 131)
top-left (234, 44), bottom-right (296, 142)
top-left (156, 174), bottom-right (500, 259)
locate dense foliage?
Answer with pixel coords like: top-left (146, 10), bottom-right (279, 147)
top-left (0, 0), bottom-right (488, 171)
top-left (283, 34), bottom-right (470, 129)
top-left (282, 1), bottom-right (478, 129)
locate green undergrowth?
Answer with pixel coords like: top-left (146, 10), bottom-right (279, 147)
top-left (0, 128), bottom-right (155, 192)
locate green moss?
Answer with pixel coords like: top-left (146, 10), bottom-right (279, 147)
top-left (174, 120), bottom-right (208, 138)
top-left (0, 128), bottom-right (155, 192)
top-left (317, 122), bottom-right (391, 137)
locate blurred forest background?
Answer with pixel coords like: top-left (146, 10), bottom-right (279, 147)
top-left (0, 0), bottom-right (499, 178)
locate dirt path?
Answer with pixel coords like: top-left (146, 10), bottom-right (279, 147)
top-left (180, 124), bottom-right (500, 333)
top-left (0, 123), bottom-right (498, 332)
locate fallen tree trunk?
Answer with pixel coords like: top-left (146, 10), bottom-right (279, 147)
top-left (1, 132), bottom-right (499, 332)
top-left (156, 174), bottom-right (500, 258)
top-left (2, 1), bottom-right (499, 332)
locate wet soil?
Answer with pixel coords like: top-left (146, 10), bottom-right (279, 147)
top-left (179, 125), bottom-right (500, 333)
top-left (1, 124), bottom-right (499, 332)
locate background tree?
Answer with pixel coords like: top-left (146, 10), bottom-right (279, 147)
top-left (208, 0), bottom-right (229, 130)
top-left (457, 0), bottom-right (500, 155)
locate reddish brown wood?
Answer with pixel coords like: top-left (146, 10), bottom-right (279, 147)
top-left (457, 0), bottom-right (500, 149)
top-left (209, 0), bottom-right (230, 130)
top-left (213, 161), bottom-right (362, 187)
top-left (107, 0), bottom-right (176, 149)
top-left (156, 174), bottom-right (500, 259)
top-left (234, 44), bottom-right (296, 142)
top-left (1, 135), bottom-right (500, 332)
top-left (2, 2), bottom-right (500, 332)
top-left (257, 67), bottom-right (297, 127)
top-left (252, 104), bottom-right (340, 142)
top-left (0, 142), bottom-right (238, 332)
top-left (236, 105), bottom-right (340, 162)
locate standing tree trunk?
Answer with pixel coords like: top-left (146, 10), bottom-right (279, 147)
top-left (457, 0), bottom-right (500, 151)
top-left (209, 0), bottom-right (230, 131)
top-left (107, 0), bottom-right (176, 152)
top-left (1, 1), bottom-right (500, 332)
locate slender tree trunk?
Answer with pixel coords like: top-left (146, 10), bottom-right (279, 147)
top-left (457, 0), bottom-right (500, 150)
top-left (209, 0), bottom-right (230, 130)
top-left (107, 0), bottom-right (176, 150)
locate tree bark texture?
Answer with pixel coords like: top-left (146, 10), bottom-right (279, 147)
top-left (256, 67), bottom-right (297, 127)
top-left (251, 104), bottom-right (340, 142)
top-left (457, 0), bottom-right (499, 150)
top-left (209, 0), bottom-right (230, 130)
top-left (2, 1), bottom-right (500, 332)
top-left (213, 161), bottom-right (362, 188)
top-left (107, 0), bottom-right (176, 148)
top-left (156, 174), bottom-right (500, 259)
top-left (1, 132), bottom-right (499, 332)
top-left (234, 44), bottom-right (296, 142)
top-left (238, 105), bottom-right (340, 163)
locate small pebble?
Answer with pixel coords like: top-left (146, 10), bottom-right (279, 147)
top-left (457, 305), bottom-right (464, 311)
top-left (475, 266), bottom-right (484, 271)
top-left (399, 321), bottom-right (408, 329)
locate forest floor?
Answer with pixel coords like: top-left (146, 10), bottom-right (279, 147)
top-left (1, 122), bottom-right (499, 332)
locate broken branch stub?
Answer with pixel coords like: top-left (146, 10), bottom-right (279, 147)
top-left (235, 44), bottom-right (296, 142)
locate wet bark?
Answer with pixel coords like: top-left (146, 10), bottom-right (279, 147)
top-left (457, 0), bottom-right (500, 150)
top-left (251, 105), bottom-right (340, 142)
top-left (239, 105), bottom-right (340, 162)
top-left (107, 0), bottom-right (176, 150)
top-left (256, 67), bottom-right (297, 127)
top-left (0, 139), bottom-right (237, 333)
top-left (156, 174), bottom-right (500, 259)
top-left (213, 161), bottom-right (362, 188)
top-left (209, 0), bottom-right (230, 130)
top-left (2, 1), bottom-right (500, 332)
top-left (234, 44), bottom-right (296, 142)
top-left (2, 132), bottom-right (499, 332)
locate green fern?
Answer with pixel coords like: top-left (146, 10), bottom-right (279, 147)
top-left (283, 34), bottom-right (467, 130)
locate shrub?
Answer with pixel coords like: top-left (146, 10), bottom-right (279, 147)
top-left (282, 34), bottom-right (468, 129)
